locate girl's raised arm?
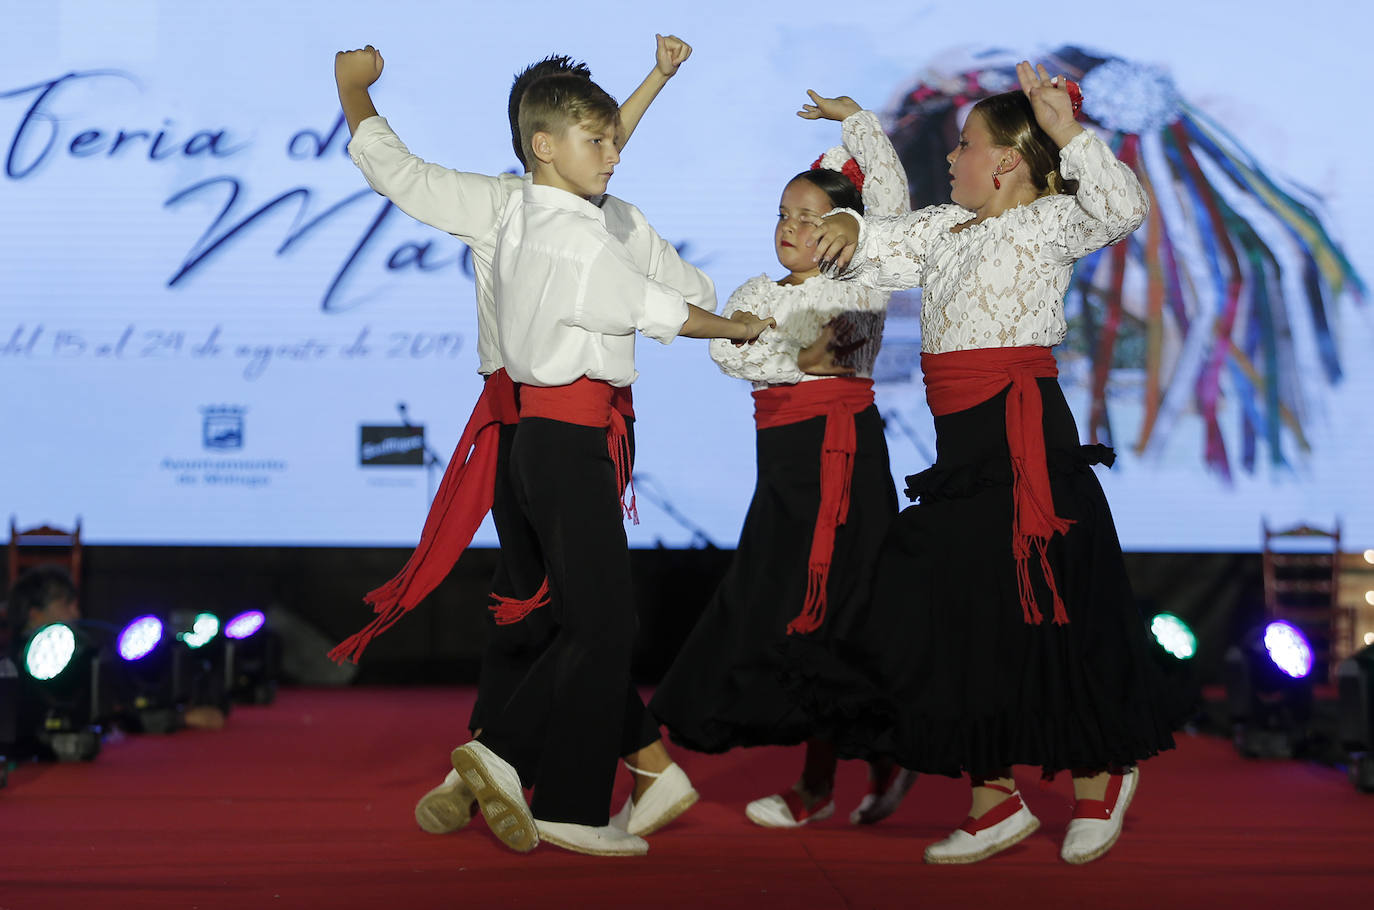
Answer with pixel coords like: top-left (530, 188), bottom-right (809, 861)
top-left (1014, 61), bottom-right (1148, 261)
top-left (797, 90), bottom-right (910, 218)
top-left (841, 111), bottom-right (910, 218)
top-left (1049, 131), bottom-right (1149, 262)
top-left (811, 206), bottom-right (950, 292)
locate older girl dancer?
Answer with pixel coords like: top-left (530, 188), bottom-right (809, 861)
top-left (808, 62), bottom-right (1176, 864)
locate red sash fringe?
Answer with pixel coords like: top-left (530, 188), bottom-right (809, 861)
top-left (921, 347), bottom-right (1071, 625)
top-left (753, 378), bottom-right (875, 635)
top-left (489, 576), bottom-right (552, 626)
top-left (330, 370), bottom-right (522, 664)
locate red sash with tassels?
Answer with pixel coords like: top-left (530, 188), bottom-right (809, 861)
top-left (753, 377), bottom-right (874, 636)
top-left (920, 347), bottom-right (1072, 626)
top-left (329, 369), bottom-right (521, 664)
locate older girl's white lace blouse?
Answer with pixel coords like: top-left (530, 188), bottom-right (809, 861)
top-left (843, 130), bottom-right (1148, 354)
top-left (710, 110), bottom-right (908, 387)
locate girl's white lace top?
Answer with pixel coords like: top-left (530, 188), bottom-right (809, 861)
top-left (843, 129), bottom-right (1148, 354)
top-left (710, 110), bottom-right (909, 388)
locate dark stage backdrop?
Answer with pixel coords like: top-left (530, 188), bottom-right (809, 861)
top-left (36, 547), bottom-right (1260, 687)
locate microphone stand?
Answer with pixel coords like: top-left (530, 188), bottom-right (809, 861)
top-left (396, 402), bottom-right (446, 503)
top-left (629, 473), bottom-right (719, 549)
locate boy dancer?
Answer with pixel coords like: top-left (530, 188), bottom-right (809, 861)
top-left (330, 40), bottom-right (699, 839)
top-left (451, 73), bottom-right (772, 856)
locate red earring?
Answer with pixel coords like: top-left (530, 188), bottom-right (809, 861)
top-left (992, 172), bottom-right (1001, 190)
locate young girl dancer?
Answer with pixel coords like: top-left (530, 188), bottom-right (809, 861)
top-left (807, 62), bottom-right (1176, 864)
top-left (650, 91), bottom-right (914, 828)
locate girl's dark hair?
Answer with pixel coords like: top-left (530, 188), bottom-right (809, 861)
top-left (970, 91), bottom-right (1078, 196)
top-left (789, 167), bottom-right (864, 214)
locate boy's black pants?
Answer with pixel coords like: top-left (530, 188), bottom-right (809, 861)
top-left (476, 416), bottom-right (657, 826)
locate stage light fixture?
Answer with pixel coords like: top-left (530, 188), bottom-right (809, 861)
top-left (1225, 621), bottom-right (1316, 760)
top-left (117, 615), bottom-right (164, 662)
top-left (178, 613), bottom-right (220, 650)
top-left (1336, 643), bottom-right (1374, 793)
top-left (108, 614), bottom-right (190, 733)
top-left (224, 609), bottom-right (278, 705)
top-left (1141, 609), bottom-right (1203, 728)
top-left (225, 610), bottom-right (266, 640)
top-left (14, 622), bottom-right (104, 762)
top-left (1262, 620), bottom-right (1314, 680)
top-left (1150, 612), bottom-right (1197, 660)
top-left (168, 610), bottom-right (231, 720)
top-left (24, 622), bottom-right (77, 681)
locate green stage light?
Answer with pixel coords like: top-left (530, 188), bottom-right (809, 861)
top-left (179, 613), bottom-right (220, 650)
top-left (23, 623), bottom-right (77, 682)
top-left (1150, 612), bottom-right (1197, 660)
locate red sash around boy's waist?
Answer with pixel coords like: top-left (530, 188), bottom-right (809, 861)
top-left (520, 377), bottom-right (639, 526)
top-left (330, 369), bottom-right (520, 664)
top-left (921, 346), bottom-right (1072, 626)
top-left (752, 377), bottom-right (875, 636)
top-left (611, 385), bottom-right (635, 420)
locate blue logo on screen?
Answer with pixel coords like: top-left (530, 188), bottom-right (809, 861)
top-left (201, 406), bottom-right (245, 450)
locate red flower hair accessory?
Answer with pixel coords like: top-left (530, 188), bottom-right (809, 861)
top-left (840, 157), bottom-right (866, 194)
top-left (1065, 79), bottom-right (1084, 117)
top-left (810, 147), bottom-right (866, 194)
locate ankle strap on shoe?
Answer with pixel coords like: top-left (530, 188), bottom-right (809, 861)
top-left (1072, 772), bottom-right (1125, 820)
top-left (624, 762), bottom-right (665, 779)
top-left (972, 781), bottom-right (1015, 796)
top-left (960, 790), bottom-right (1024, 834)
top-left (780, 789), bottom-right (832, 823)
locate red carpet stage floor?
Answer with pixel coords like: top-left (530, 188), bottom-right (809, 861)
top-left (2, 687), bottom-right (1371, 909)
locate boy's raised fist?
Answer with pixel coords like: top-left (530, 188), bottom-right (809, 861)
top-left (335, 45), bottom-right (385, 90)
top-left (655, 34), bottom-right (692, 78)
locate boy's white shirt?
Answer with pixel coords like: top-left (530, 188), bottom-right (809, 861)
top-left (493, 182), bottom-right (716, 388)
top-left (346, 115), bottom-right (714, 379)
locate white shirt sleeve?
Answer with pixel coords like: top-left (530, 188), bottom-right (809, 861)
top-left (843, 204), bottom-right (959, 292)
top-left (570, 221), bottom-right (690, 345)
top-left (635, 221), bottom-right (717, 314)
top-left (709, 280), bottom-right (805, 385)
top-left (346, 116), bottom-right (520, 242)
top-left (1048, 130), bottom-right (1150, 263)
top-left (842, 110), bottom-right (911, 218)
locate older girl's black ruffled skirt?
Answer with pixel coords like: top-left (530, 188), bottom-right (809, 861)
top-left (790, 378), bottom-right (1181, 778)
top-left (649, 405), bottom-right (897, 753)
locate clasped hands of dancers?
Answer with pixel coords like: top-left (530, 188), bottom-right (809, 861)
top-left (334, 36), bottom-right (1176, 864)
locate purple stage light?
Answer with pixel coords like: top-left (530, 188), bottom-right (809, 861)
top-left (225, 610), bottom-right (266, 640)
top-left (1263, 621), bottom-right (1314, 679)
top-left (117, 615), bottom-right (164, 661)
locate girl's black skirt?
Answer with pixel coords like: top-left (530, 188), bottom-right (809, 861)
top-left (792, 379), bottom-right (1183, 778)
top-left (650, 404), bottom-right (897, 753)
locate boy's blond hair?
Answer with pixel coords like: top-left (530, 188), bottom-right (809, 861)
top-left (517, 74), bottom-right (620, 166)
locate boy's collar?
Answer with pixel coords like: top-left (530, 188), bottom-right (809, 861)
top-left (523, 181), bottom-right (607, 223)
